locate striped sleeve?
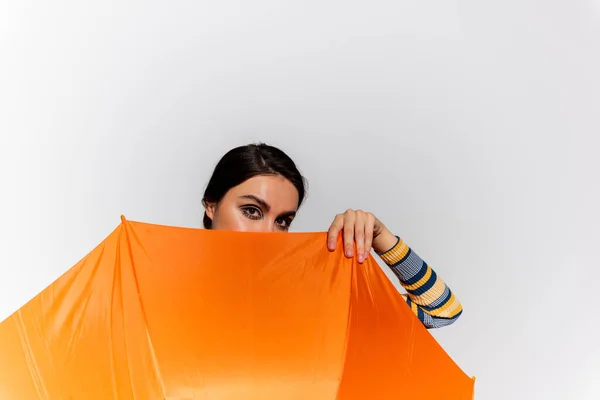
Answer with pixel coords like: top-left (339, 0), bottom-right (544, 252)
top-left (377, 236), bottom-right (463, 329)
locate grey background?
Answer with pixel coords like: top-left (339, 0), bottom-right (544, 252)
top-left (1, 1), bottom-right (599, 399)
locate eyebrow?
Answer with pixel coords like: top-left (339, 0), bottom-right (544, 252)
top-left (239, 194), bottom-right (271, 211)
top-left (238, 194), bottom-right (297, 218)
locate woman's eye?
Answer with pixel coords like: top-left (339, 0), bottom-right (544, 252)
top-left (276, 218), bottom-right (292, 230)
top-left (241, 206), bottom-right (261, 219)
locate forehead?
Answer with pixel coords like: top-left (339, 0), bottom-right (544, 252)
top-left (225, 175), bottom-right (299, 210)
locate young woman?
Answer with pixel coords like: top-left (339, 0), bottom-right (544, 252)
top-left (202, 143), bottom-right (462, 329)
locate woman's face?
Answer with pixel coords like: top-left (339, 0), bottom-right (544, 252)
top-left (206, 175), bottom-right (300, 232)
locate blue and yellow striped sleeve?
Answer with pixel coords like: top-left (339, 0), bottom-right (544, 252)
top-left (377, 236), bottom-right (463, 329)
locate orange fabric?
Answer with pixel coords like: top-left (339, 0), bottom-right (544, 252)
top-left (0, 217), bottom-right (475, 399)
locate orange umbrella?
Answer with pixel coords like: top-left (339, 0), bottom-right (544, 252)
top-left (0, 217), bottom-right (475, 399)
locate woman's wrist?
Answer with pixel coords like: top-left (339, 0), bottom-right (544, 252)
top-left (372, 228), bottom-right (398, 255)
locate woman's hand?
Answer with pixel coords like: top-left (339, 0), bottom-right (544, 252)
top-left (327, 209), bottom-right (398, 263)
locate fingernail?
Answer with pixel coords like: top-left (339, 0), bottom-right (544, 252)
top-left (328, 241), bottom-right (335, 250)
top-left (345, 248), bottom-right (352, 257)
top-left (358, 254), bottom-right (364, 263)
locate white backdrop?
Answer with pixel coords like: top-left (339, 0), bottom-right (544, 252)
top-left (1, 1), bottom-right (599, 399)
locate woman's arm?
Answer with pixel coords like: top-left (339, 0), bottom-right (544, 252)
top-left (377, 235), bottom-right (463, 329)
top-left (326, 209), bottom-right (463, 329)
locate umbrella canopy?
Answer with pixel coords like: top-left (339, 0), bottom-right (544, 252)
top-left (0, 217), bottom-right (474, 399)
